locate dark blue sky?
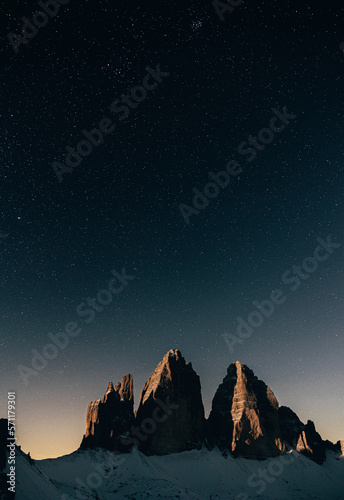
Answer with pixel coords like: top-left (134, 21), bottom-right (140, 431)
top-left (0, 0), bottom-right (343, 458)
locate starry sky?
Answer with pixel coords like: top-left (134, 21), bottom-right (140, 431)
top-left (0, 0), bottom-right (344, 459)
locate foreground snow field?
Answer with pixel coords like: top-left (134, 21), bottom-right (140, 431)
top-left (13, 446), bottom-right (344, 500)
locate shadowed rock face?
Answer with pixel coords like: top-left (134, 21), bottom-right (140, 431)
top-left (296, 420), bottom-right (326, 464)
top-left (278, 406), bottom-right (303, 446)
top-left (134, 349), bottom-right (205, 455)
top-left (279, 406), bottom-right (326, 464)
top-left (80, 374), bottom-right (134, 451)
top-left (207, 361), bottom-right (285, 459)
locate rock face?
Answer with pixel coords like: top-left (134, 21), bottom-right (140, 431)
top-left (134, 349), bottom-right (205, 455)
top-left (336, 440), bottom-right (344, 454)
top-left (324, 439), bottom-right (339, 453)
top-left (80, 374), bottom-right (134, 451)
top-left (207, 361), bottom-right (285, 459)
top-left (279, 406), bottom-right (326, 464)
top-left (296, 421), bottom-right (326, 464)
top-left (78, 353), bottom-right (341, 464)
top-left (278, 406), bottom-right (303, 446)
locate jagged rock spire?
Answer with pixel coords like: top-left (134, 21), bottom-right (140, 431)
top-left (134, 349), bottom-right (205, 455)
top-left (80, 374), bottom-right (134, 451)
top-left (279, 406), bottom-right (326, 464)
top-left (207, 361), bottom-right (285, 459)
top-left (79, 353), bottom-right (338, 463)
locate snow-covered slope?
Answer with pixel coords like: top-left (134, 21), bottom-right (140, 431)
top-left (15, 446), bottom-right (344, 500)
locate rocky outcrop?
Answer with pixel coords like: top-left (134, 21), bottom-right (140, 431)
top-left (80, 374), bottom-right (134, 451)
top-left (279, 406), bottom-right (326, 464)
top-left (324, 439), bottom-right (339, 453)
top-left (78, 353), bottom-right (342, 464)
top-left (278, 406), bottom-right (303, 446)
top-left (335, 440), bottom-right (344, 454)
top-left (207, 361), bottom-right (285, 459)
top-left (296, 420), bottom-right (326, 464)
top-left (133, 349), bottom-right (205, 455)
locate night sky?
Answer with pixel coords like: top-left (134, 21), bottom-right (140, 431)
top-left (1, 0), bottom-right (344, 459)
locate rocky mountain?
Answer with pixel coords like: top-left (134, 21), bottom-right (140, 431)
top-left (296, 420), bottom-right (326, 464)
top-left (278, 406), bottom-right (303, 446)
top-left (207, 360), bottom-right (285, 459)
top-left (80, 351), bottom-right (341, 465)
top-left (134, 349), bottom-right (205, 455)
top-left (279, 406), bottom-right (326, 464)
top-left (80, 374), bottom-right (134, 452)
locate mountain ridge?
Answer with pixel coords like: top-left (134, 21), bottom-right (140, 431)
top-left (80, 349), bottom-right (343, 462)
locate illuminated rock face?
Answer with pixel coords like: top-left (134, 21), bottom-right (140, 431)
top-left (80, 374), bottom-right (134, 451)
top-left (279, 406), bottom-right (326, 464)
top-left (134, 349), bottom-right (205, 455)
top-left (80, 351), bottom-right (205, 455)
top-left (207, 361), bottom-right (285, 459)
top-left (296, 421), bottom-right (326, 464)
top-left (79, 353), bottom-right (339, 462)
top-left (336, 440), bottom-right (344, 454)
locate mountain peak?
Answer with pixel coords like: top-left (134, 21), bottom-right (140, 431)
top-left (78, 351), bottom-right (340, 463)
top-left (234, 360), bottom-right (244, 372)
top-left (105, 382), bottom-right (114, 393)
top-left (134, 349), bottom-right (205, 454)
top-left (208, 361), bottom-right (284, 458)
top-left (163, 348), bottom-right (183, 363)
top-left (80, 374), bottom-right (134, 451)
